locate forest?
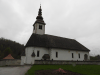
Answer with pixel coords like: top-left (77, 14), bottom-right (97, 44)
top-left (0, 37), bottom-right (24, 59)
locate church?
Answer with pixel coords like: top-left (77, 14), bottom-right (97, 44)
top-left (21, 5), bottom-right (90, 65)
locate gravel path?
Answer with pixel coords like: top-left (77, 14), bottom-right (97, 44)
top-left (0, 66), bottom-right (31, 75)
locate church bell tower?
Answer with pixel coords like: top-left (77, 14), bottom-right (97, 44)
top-left (33, 5), bottom-right (46, 35)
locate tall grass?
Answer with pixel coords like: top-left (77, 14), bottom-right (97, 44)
top-left (25, 65), bottom-right (100, 75)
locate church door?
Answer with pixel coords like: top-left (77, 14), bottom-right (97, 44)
top-left (84, 54), bottom-right (88, 61)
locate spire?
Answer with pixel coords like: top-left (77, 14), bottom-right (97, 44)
top-left (40, 3), bottom-right (41, 8)
top-left (36, 4), bottom-right (43, 20)
top-left (33, 4), bottom-right (46, 25)
top-left (38, 4), bottom-right (42, 16)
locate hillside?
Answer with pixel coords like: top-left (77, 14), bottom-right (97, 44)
top-left (0, 37), bottom-right (24, 59)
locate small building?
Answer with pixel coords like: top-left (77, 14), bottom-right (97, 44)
top-left (3, 54), bottom-right (14, 59)
top-left (21, 5), bottom-right (90, 65)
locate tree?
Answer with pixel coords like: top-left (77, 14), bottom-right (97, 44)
top-left (3, 47), bottom-right (12, 57)
top-left (0, 50), bottom-right (1, 59)
top-left (0, 45), bottom-right (4, 52)
top-left (90, 55), bottom-right (100, 61)
top-left (0, 37), bottom-right (24, 59)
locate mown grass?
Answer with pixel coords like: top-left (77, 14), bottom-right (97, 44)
top-left (25, 64), bottom-right (100, 75)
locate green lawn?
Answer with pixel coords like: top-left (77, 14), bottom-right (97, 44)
top-left (25, 64), bottom-right (100, 75)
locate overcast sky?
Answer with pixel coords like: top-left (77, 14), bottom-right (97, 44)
top-left (0, 0), bottom-right (100, 56)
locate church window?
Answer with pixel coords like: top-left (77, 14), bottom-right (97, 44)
top-left (37, 51), bottom-right (39, 57)
top-left (72, 53), bottom-right (74, 58)
top-left (39, 25), bottom-right (42, 29)
top-left (56, 52), bottom-right (58, 58)
top-left (79, 53), bottom-right (80, 58)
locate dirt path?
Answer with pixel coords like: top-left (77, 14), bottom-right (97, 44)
top-left (0, 66), bottom-right (31, 75)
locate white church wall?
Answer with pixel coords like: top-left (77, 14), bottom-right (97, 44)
top-left (48, 48), bottom-right (52, 60)
top-left (88, 52), bottom-right (90, 60)
top-left (25, 47), bottom-right (49, 64)
top-left (25, 46), bottom-right (90, 64)
top-left (21, 56), bottom-right (26, 65)
top-left (51, 48), bottom-right (90, 61)
top-left (24, 56), bottom-right (26, 64)
top-left (32, 57), bottom-right (35, 64)
top-left (51, 48), bottom-right (72, 60)
top-left (21, 56), bottom-right (24, 65)
top-left (78, 51), bottom-right (90, 60)
top-left (25, 47), bottom-right (33, 64)
top-left (34, 47), bottom-right (48, 60)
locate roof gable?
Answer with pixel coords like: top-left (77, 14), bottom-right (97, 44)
top-left (3, 54), bottom-right (14, 59)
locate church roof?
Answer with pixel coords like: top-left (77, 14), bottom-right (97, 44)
top-left (25, 33), bottom-right (90, 51)
top-left (3, 54), bottom-right (14, 59)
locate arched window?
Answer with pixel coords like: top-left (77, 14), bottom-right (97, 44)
top-left (37, 51), bottom-right (39, 57)
top-left (56, 52), bottom-right (58, 58)
top-left (79, 53), bottom-right (80, 58)
top-left (72, 53), bottom-right (74, 58)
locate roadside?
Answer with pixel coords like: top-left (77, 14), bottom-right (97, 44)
top-left (0, 65), bottom-right (31, 75)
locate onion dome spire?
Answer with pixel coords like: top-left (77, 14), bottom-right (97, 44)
top-left (33, 4), bottom-right (46, 25)
top-left (38, 4), bottom-right (42, 15)
top-left (36, 4), bottom-right (43, 20)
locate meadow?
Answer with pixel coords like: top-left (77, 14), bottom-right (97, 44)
top-left (25, 64), bottom-right (100, 75)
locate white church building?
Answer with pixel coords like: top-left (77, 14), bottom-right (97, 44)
top-left (21, 5), bottom-right (90, 65)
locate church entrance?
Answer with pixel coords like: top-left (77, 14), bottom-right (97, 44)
top-left (84, 54), bottom-right (88, 61)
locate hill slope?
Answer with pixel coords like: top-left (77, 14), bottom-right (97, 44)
top-left (0, 38), bottom-right (24, 59)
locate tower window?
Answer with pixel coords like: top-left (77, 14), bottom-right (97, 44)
top-left (37, 51), bottom-right (39, 57)
top-left (72, 53), bottom-right (74, 58)
top-left (56, 52), bottom-right (58, 58)
top-left (79, 53), bottom-right (80, 58)
top-left (39, 25), bottom-right (42, 29)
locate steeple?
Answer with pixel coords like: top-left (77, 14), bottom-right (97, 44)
top-left (33, 4), bottom-right (46, 26)
top-left (33, 5), bottom-right (46, 35)
top-left (37, 4), bottom-right (42, 17)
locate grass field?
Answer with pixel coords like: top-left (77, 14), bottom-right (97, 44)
top-left (25, 64), bottom-right (100, 75)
